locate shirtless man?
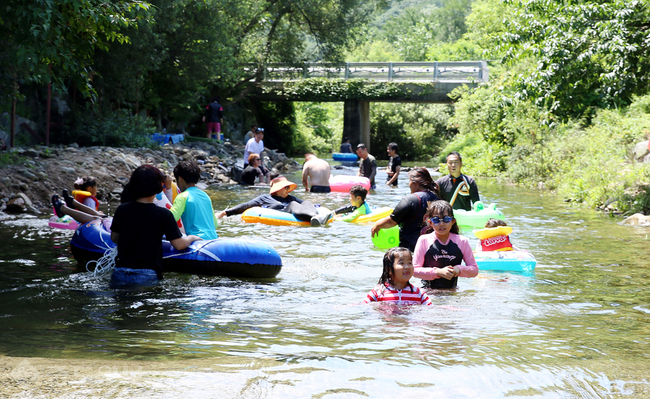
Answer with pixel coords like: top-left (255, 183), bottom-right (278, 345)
top-left (302, 153), bottom-right (331, 193)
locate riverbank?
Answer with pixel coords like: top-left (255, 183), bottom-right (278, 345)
top-left (0, 139), bottom-right (300, 215)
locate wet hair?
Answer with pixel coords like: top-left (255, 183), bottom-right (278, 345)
top-left (485, 218), bottom-right (508, 228)
top-left (379, 247), bottom-right (414, 292)
top-left (74, 176), bottom-right (97, 191)
top-left (447, 151), bottom-right (462, 163)
top-left (121, 165), bottom-right (165, 203)
top-left (425, 200), bottom-right (459, 235)
top-left (174, 161), bottom-right (201, 184)
top-left (349, 184), bottom-right (367, 200)
top-left (388, 142), bottom-right (398, 152)
top-left (408, 167), bottom-right (439, 195)
top-left (356, 143), bottom-right (367, 150)
top-left (248, 153), bottom-right (261, 163)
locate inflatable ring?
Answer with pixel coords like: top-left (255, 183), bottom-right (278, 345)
top-left (474, 250), bottom-right (536, 272)
top-left (48, 214), bottom-right (80, 230)
top-left (332, 153), bottom-right (358, 162)
top-left (70, 218), bottom-right (283, 278)
top-left (473, 226), bottom-right (513, 240)
top-left (454, 201), bottom-right (505, 230)
top-left (329, 175), bottom-right (371, 192)
top-left (352, 207), bottom-right (392, 224)
top-left (241, 206), bottom-right (333, 227)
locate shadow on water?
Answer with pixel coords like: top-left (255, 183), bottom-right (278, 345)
top-left (1, 168), bottom-right (649, 396)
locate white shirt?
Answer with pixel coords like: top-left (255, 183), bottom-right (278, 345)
top-left (244, 138), bottom-right (265, 165)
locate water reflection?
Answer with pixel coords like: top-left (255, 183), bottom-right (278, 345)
top-left (0, 169), bottom-right (649, 396)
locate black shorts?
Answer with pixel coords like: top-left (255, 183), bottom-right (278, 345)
top-left (310, 185), bottom-right (331, 193)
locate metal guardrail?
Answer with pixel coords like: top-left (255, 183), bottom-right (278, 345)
top-left (259, 61), bottom-right (489, 83)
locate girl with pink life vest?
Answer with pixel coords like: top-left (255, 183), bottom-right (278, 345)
top-left (473, 218), bottom-right (521, 252)
top-left (364, 247), bottom-right (432, 305)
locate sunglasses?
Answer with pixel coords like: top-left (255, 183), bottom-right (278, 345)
top-left (428, 216), bottom-right (453, 225)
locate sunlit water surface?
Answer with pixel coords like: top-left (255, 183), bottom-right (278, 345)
top-left (1, 163), bottom-right (649, 397)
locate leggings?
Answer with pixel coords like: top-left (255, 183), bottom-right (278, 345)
top-left (283, 200), bottom-right (318, 222)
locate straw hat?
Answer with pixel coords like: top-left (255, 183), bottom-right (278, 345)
top-left (269, 176), bottom-right (297, 195)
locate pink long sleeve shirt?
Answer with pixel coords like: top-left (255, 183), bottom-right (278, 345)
top-left (413, 232), bottom-right (478, 289)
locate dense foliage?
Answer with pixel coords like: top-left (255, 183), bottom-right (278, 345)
top-left (1, 0), bottom-right (386, 139)
top-left (499, 0), bottom-right (650, 120)
top-left (0, 0), bottom-right (149, 107)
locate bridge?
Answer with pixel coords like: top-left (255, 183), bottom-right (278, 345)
top-left (247, 61), bottom-right (489, 152)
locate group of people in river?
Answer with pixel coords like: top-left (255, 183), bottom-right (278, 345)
top-left (50, 136), bottom-right (494, 302)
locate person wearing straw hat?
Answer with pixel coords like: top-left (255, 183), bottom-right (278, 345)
top-left (435, 151), bottom-right (479, 211)
top-left (216, 176), bottom-right (333, 226)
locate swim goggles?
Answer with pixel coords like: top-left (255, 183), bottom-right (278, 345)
top-left (428, 216), bottom-right (453, 225)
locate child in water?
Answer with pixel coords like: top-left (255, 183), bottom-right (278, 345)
top-left (412, 200), bottom-right (478, 289)
top-left (164, 160), bottom-right (219, 240)
top-left (51, 176), bottom-right (106, 224)
top-left (364, 247), bottom-right (432, 305)
top-left (335, 184), bottom-right (371, 222)
top-left (474, 218), bottom-right (520, 252)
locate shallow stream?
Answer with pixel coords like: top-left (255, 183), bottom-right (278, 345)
top-left (1, 163), bottom-right (649, 397)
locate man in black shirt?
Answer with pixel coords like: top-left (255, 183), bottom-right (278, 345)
top-left (386, 142), bottom-right (401, 186)
top-left (435, 151), bottom-right (480, 211)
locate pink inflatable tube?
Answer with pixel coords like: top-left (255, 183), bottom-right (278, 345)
top-left (329, 175), bottom-right (371, 192)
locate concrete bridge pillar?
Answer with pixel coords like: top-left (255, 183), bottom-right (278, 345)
top-left (343, 100), bottom-right (371, 151)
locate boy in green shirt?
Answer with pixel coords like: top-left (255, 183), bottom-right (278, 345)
top-left (336, 185), bottom-right (371, 222)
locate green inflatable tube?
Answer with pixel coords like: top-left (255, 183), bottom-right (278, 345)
top-left (454, 201), bottom-right (504, 230)
top-left (372, 225), bottom-right (400, 249)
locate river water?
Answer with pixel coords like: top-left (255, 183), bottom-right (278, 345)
top-left (0, 163), bottom-right (649, 397)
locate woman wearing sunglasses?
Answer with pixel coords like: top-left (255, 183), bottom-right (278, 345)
top-left (412, 200), bottom-right (478, 289)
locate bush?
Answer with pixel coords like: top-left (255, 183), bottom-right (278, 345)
top-left (58, 109), bottom-right (157, 148)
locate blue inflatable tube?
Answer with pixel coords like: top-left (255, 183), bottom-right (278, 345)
top-left (332, 153), bottom-right (358, 162)
top-left (70, 219), bottom-right (283, 278)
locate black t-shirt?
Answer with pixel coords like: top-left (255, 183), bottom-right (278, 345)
top-left (111, 201), bottom-right (183, 278)
top-left (358, 155), bottom-right (377, 187)
top-left (435, 174), bottom-right (480, 211)
top-left (205, 101), bottom-right (223, 122)
top-left (390, 191), bottom-right (439, 251)
top-left (240, 166), bottom-right (261, 185)
top-left (387, 155), bottom-right (402, 185)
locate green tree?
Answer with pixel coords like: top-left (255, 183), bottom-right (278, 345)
top-left (499, 0), bottom-right (650, 119)
top-left (0, 0), bottom-right (149, 106)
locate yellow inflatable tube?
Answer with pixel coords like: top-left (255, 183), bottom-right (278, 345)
top-left (352, 207), bottom-right (393, 224)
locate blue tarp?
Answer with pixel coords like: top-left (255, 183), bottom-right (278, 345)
top-left (151, 133), bottom-right (185, 145)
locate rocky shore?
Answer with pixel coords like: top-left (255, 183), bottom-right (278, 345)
top-left (0, 139), bottom-right (300, 215)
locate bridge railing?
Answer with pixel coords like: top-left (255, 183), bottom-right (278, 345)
top-left (259, 61), bottom-right (488, 83)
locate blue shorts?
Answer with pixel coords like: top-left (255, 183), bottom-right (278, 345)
top-left (110, 267), bottom-right (159, 287)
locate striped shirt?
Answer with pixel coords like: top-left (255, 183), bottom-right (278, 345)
top-left (364, 282), bottom-right (432, 305)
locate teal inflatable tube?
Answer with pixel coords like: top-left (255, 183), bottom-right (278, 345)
top-left (474, 250), bottom-right (536, 272)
